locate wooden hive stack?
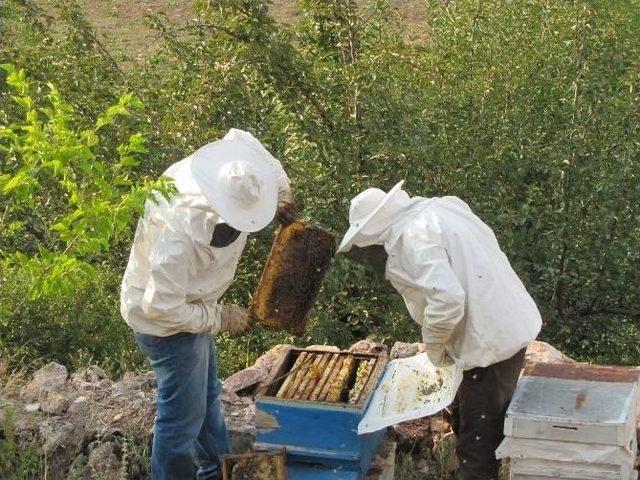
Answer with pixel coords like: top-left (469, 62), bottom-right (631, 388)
top-left (497, 362), bottom-right (640, 480)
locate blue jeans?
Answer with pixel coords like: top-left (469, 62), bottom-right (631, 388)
top-left (134, 331), bottom-right (231, 480)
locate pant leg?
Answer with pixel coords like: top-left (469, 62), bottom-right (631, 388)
top-left (134, 331), bottom-right (211, 480)
top-left (455, 348), bottom-right (526, 480)
top-left (195, 336), bottom-right (231, 480)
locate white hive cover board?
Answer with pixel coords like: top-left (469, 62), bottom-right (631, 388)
top-left (505, 376), bottom-right (637, 445)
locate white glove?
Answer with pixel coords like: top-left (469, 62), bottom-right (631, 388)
top-left (219, 305), bottom-right (252, 334)
top-left (424, 343), bottom-right (446, 367)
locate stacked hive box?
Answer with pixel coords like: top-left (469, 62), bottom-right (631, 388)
top-left (497, 362), bottom-right (640, 480)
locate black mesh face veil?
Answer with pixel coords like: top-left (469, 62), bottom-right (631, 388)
top-left (210, 222), bottom-right (242, 248)
top-left (344, 245), bottom-right (388, 276)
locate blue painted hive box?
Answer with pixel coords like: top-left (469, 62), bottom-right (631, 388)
top-left (255, 348), bottom-right (387, 479)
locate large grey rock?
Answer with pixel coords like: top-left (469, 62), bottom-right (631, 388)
top-left (41, 392), bottom-right (71, 415)
top-left (349, 339), bottom-right (388, 355)
top-left (222, 390), bottom-right (255, 453)
top-left (365, 437), bottom-right (396, 480)
top-left (39, 419), bottom-right (75, 453)
top-left (112, 371), bottom-right (156, 397)
top-left (390, 342), bottom-right (427, 360)
top-left (525, 340), bottom-right (574, 364)
top-left (87, 441), bottom-right (120, 479)
top-left (252, 344), bottom-right (292, 372)
top-left (23, 362), bottom-right (68, 401)
top-left (224, 367), bottom-right (269, 395)
top-left (306, 344), bottom-right (341, 352)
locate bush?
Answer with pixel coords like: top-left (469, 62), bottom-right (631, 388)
top-left (1, 0), bottom-right (639, 376)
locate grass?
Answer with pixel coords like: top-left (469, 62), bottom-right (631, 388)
top-left (0, 408), bottom-right (48, 480)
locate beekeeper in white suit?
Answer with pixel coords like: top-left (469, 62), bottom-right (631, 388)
top-left (120, 129), bottom-right (297, 480)
top-left (338, 181), bottom-right (541, 480)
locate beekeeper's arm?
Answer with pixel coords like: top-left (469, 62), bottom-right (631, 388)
top-left (141, 230), bottom-right (249, 334)
top-left (394, 219), bottom-right (466, 364)
top-left (224, 128), bottom-right (297, 223)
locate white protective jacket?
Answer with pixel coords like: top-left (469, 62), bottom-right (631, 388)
top-left (120, 129), bottom-right (290, 336)
top-left (380, 196), bottom-right (541, 370)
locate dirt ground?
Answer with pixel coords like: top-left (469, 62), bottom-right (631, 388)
top-left (37, 0), bottom-right (428, 65)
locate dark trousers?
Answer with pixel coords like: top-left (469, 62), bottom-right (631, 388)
top-left (451, 348), bottom-right (526, 480)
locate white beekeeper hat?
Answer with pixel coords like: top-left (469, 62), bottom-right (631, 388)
top-left (337, 180), bottom-right (406, 253)
top-left (190, 135), bottom-right (279, 233)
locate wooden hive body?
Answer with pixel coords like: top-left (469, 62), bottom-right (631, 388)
top-left (255, 348), bottom-right (387, 479)
top-left (501, 362), bottom-right (640, 480)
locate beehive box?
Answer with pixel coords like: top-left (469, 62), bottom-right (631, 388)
top-left (251, 222), bottom-right (335, 335)
top-left (255, 348), bottom-right (387, 479)
top-left (509, 457), bottom-right (638, 480)
top-left (504, 362), bottom-right (640, 447)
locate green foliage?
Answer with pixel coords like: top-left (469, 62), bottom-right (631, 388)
top-left (1, 0), bottom-right (639, 377)
top-left (0, 408), bottom-right (47, 479)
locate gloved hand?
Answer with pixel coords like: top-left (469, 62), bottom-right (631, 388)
top-left (219, 305), bottom-right (252, 334)
top-left (276, 191), bottom-right (299, 225)
top-left (424, 343), bottom-right (446, 367)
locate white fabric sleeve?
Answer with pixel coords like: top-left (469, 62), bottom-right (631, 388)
top-left (396, 219), bottom-right (466, 345)
top-left (140, 230), bottom-right (223, 334)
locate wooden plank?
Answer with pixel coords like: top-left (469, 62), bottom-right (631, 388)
top-left (301, 352), bottom-right (331, 400)
top-left (293, 353), bottom-right (323, 400)
top-left (310, 353), bottom-right (340, 401)
top-left (276, 351), bottom-right (308, 398)
top-left (326, 354), bottom-right (356, 402)
top-left (318, 356), bottom-right (345, 402)
top-left (348, 358), bottom-right (376, 404)
top-left (260, 347), bottom-right (292, 396)
top-left (287, 352), bottom-right (314, 399)
top-left (294, 352), bottom-right (325, 400)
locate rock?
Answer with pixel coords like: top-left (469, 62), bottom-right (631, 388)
top-left (349, 340), bottom-right (388, 355)
top-left (41, 392), bottom-right (70, 415)
top-left (224, 367), bottom-right (270, 395)
top-left (39, 419), bottom-right (75, 453)
top-left (390, 342), bottom-right (427, 360)
top-left (112, 371), bottom-right (155, 396)
top-left (24, 402), bottom-right (40, 413)
top-left (306, 344), bottom-right (341, 352)
top-left (87, 441), bottom-right (120, 479)
top-left (365, 437), bottom-right (396, 480)
top-left (85, 365), bottom-right (109, 383)
top-left (525, 340), bottom-right (574, 365)
top-left (222, 390), bottom-right (255, 454)
top-left (252, 344), bottom-right (292, 372)
top-left (23, 362), bottom-right (68, 401)
top-left (389, 416), bottom-right (440, 451)
top-left (71, 365), bottom-right (110, 389)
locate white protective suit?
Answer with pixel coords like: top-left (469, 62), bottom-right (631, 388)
top-left (350, 191), bottom-right (542, 370)
top-left (120, 129), bottom-right (291, 336)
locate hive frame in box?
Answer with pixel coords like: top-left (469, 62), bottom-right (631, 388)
top-left (254, 348), bottom-right (388, 479)
top-left (220, 449), bottom-right (287, 480)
